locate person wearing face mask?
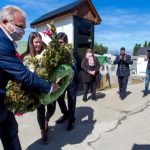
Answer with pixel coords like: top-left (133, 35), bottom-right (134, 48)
top-left (81, 48), bottom-right (100, 101)
top-left (114, 47), bottom-right (133, 100)
top-left (0, 5), bottom-right (59, 150)
top-left (56, 32), bottom-right (80, 131)
top-left (4, 21), bottom-right (25, 42)
top-left (23, 32), bottom-right (56, 144)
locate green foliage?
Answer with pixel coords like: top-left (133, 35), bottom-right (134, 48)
top-left (6, 81), bottom-right (40, 113)
top-left (133, 43), bottom-right (141, 56)
top-left (58, 44), bottom-right (73, 65)
top-left (41, 38), bottom-right (73, 74)
top-left (143, 41), bottom-right (148, 47)
top-left (6, 22), bottom-right (73, 113)
top-left (133, 41), bottom-right (150, 56)
top-left (94, 42), bottom-right (108, 55)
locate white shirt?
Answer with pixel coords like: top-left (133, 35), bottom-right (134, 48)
top-left (0, 25), bottom-right (18, 48)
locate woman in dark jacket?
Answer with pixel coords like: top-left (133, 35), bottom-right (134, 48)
top-left (81, 48), bottom-right (100, 101)
top-left (56, 32), bottom-right (79, 131)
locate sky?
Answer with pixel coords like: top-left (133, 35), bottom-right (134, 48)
top-left (1, 0), bottom-right (150, 54)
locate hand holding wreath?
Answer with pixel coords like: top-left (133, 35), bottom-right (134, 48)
top-left (5, 22), bottom-right (73, 113)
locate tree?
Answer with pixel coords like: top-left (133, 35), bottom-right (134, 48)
top-left (143, 41), bottom-right (148, 47)
top-left (94, 42), bottom-right (108, 55)
top-left (133, 43), bottom-right (141, 56)
top-left (133, 41), bottom-right (150, 56)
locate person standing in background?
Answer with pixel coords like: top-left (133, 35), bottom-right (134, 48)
top-left (143, 49), bottom-right (150, 97)
top-left (81, 48), bottom-right (100, 101)
top-left (114, 47), bottom-right (133, 100)
top-left (105, 58), bottom-right (111, 88)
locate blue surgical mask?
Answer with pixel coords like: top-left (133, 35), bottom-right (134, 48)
top-left (6, 23), bottom-right (25, 41)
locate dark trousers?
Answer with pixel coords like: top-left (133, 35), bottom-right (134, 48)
top-left (118, 76), bottom-right (129, 96)
top-left (0, 110), bottom-right (21, 150)
top-left (144, 70), bottom-right (150, 94)
top-left (37, 102), bottom-right (56, 130)
top-left (57, 76), bottom-right (78, 122)
top-left (106, 73), bottom-right (111, 87)
top-left (57, 92), bottom-right (68, 115)
top-left (83, 81), bottom-right (97, 100)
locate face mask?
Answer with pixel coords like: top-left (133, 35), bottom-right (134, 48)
top-left (86, 52), bottom-right (92, 58)
top-left (6, 23), bottom-right (25, 41)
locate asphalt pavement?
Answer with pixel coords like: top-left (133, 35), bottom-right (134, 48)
top-left (1, 82), bottom-right (150, 150)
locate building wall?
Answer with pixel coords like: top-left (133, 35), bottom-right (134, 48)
top-left (137, 57), bottom-right (147, 76)
top-left (35, 16), bottom-right (74, 46)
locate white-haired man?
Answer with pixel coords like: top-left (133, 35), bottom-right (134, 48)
top-left (0, 5), bottom-right (59, 149)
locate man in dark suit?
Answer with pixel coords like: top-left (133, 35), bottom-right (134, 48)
top-left (0, 5), bottom-right (59, 150)
top-left (114, 47), bottom-right (133, 100)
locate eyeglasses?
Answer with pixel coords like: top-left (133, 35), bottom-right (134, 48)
top-left (14, 24), bottom-right (25, 29)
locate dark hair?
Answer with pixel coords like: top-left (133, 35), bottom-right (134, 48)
top-left (26, 32), bottom-right (46, 57)
top-left (86, 48), bottom-right (94, 58)
top-left (147, 50), bottom-right (150, 52)
top-left (120, 47), bottom-right (125, 51)
top-left (86, 48), bottom-right (93, 53)
top-left (57, 32), bottom-right (68, 44)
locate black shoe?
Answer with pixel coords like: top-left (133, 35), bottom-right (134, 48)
top-left (143, 93), bottom-right (148, 97)
top-left (82, 98), bottom-right (87, 102)
top-left (120, 92), bottom-right (126, 100)
top-left (120, 94), bottom-right (126, 100)
top-left (41, 130), bottom-right (48, 145)
top-left (67, 123), bottom-right (74, 131)
top-left (56, 115), bottom-right (68, 124)
top-left (120, 96), bottom-right (125, 100)
top-left (92, 98), bottom-right (97, 101)
top-left (68, 116), bottom-right (76, 123)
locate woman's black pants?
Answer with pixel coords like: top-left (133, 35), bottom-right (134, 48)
top-left (37, 102), bottom-right (56, 130)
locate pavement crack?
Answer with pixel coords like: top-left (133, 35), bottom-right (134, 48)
top-left (127, 101), bottom-right (150, 117)
top-left (103, 106), bottom-right (130, 114)
top-left (87, 134), bottom-right (101, 150)
top-left (103, 101), bottom-right (150, 134)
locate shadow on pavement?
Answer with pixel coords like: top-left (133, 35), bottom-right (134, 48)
top-left (116, 91), bottom-right (132, 100)
top-left (132, 144), bottom-right (150, 150)
top-left (86, 92), bottom-right (106, 101)
top-left (26, 106), bottom-right (96, 150)
top-left (117, 90), bottom-right (132, 95)
top-left (126, 91), bottom-right (132, 96)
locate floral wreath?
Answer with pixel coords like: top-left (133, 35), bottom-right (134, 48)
top-left (5, 22), bottom-right (73, 114)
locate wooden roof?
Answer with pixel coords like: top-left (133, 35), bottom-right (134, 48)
top-left (30, 0), bottom-right (102, 27)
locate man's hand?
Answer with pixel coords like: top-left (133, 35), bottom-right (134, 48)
top-left (119, 55), bottom-right (122, 60)
top-left (50, 78), bottom-right (61, 93)
top-left (119, 54), bottom-right (126, 60)
top-left (88, 70), bottom-right (95, 75)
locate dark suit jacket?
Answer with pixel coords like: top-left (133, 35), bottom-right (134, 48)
top-left (114, 54), bottom-right (133, 77)
top-left (0, 27), bottom-right (51, 120)
top-left (81, 57), bottom-right (100, 83)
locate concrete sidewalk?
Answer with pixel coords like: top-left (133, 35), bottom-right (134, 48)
top-left (1, 82), bottom-right (150, 150)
